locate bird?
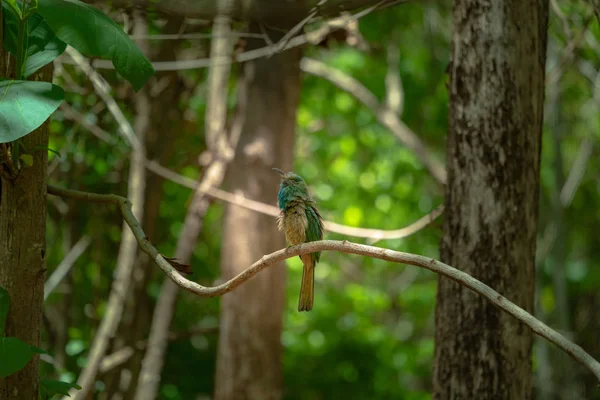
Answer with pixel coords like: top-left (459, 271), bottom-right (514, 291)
top-left (274, 168), bottom-right (324, 312)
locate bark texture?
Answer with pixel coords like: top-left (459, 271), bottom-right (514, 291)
top-left (214, 25), bottom-right (300, 400)
top-left (433, 1), bottom-right (549, 399)
top-left (0, 64), bottom-right (52, 398)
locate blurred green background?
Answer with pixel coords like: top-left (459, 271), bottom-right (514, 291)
top-left (42, 1), bottom-right (600, 398)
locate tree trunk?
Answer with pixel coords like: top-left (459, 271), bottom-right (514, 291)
top-left (214, 25), bottom-right (300, 400)
top-left (0, 54), bottom-right (52, 399)
top-left (433, 1), bottom-right (549, 399)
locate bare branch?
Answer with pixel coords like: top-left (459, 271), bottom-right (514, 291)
top-left (46, 184), bottom-right (600, 383)
top-left (269, 7), bottom-right (319, 55)
top-left (64, 47), bottom-right (142, 151)
top-left (300, 57), bottom-right (447, 185)
top-left (61, 1), bottom-right (405, 72)
top-left (146, 160), bottom-right (442, 240)
top-left (44, 236), bottom-right (92, 301)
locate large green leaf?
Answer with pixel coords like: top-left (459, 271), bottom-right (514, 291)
top-left (23, 14), bottom-right (67, 77)
top-left (3, 0), bottom-right (22, 19)
top-left (37, 0), bottom-right (154, 91)
top-left (40, 379), bottom-right (82, 397)
top-left (1, 6), bottom-right (67, 78)
top-left (0, 80), bottom-right (65, 143)
top-left (0, 337), bottom-right (33, 378)
top-left (0, 287), bottom-right (8, 337)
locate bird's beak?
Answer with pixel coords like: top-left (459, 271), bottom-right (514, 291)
top-left (272, 168), bottom-right (285, 177)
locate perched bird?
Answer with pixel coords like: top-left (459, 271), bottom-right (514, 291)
top-left (274, 168), bottom-right (324, 312)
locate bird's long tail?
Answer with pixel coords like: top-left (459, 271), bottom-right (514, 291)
top-left (298, 256), bottom-right (314, 312)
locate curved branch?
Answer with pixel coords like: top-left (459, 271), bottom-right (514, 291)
top-left (47, 184), bottom-right (600, 382)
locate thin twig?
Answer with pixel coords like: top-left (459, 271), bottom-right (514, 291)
top-left (44, 236), bottom-right (92, 301)
top-left (45, 184), bottom-right (600, 383)
top-left (145, 160), bottom-right (443, 240)
top-left (300, 57), bottom-right (447, 184)
top-left (546, 14), bottom-right (594, 85)
top-left (269, 8), bottom-right (319, 56)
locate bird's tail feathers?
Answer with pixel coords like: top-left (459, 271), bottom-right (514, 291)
top-left (298, 257), bottom-right (314, 312)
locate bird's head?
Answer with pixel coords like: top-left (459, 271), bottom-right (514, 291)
top-left (273, 168), bottom-right (307, 189)
top-left (273, 168), bottom-right (310, 208)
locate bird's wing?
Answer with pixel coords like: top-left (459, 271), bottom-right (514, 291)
top-left (305, 205), bottom-right (324, 263)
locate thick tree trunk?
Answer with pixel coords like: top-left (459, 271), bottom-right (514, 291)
top-left (214, 25), bottom-right (300, 400)
top-left (0, 58), bottom-right (51, 399)
top-left (433, 1), bottom-right (549, 399)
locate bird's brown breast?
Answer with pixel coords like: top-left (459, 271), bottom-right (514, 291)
top-left (279, 205), bottom-right (308, 245)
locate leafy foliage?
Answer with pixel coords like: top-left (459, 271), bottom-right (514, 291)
top-left (37, 0), bottom-right (155, 91)
top-left (1, 5), bottom-right (67, 77)
top-left (22, 1), bottom-right (600, 399)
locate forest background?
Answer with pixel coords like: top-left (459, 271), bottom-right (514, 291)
top-left (1, 0), bottom-right (599, 399)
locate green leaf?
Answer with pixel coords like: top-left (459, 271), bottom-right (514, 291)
top-left (23, 16), bottom-right (66, 77)
top-left (0, 287), bottom-right (8, 337)
top-left (37, 0), bottom-right (155, 91)
top-left (0, 80), bottom-right (65, 143)
top-left (40, 379), bottom-right (82, 396)
top-left (4, 0), bottom-right (22, 19)
top-left (0, 337), bottom-right (33, 378)
top-left (2, 6), bottom-right (67, 77)
top-left (30, 345), bottom-right (48, 354)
